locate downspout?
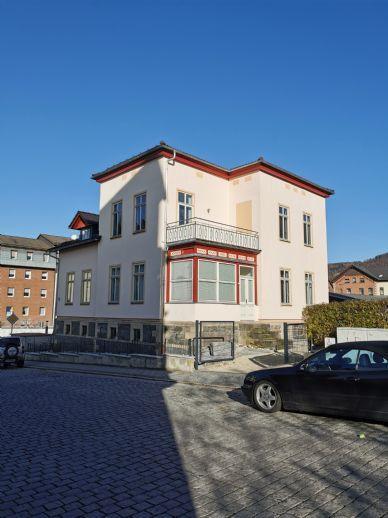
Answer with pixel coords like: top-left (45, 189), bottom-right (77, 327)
top-left (159, 153), bottom-right (170, 350)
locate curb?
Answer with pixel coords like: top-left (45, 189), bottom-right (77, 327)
top-left (25, 363), bottom-right (242, 389)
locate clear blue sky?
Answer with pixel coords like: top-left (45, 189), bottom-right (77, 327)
top-left (1, 0), bottom-right (387, 263)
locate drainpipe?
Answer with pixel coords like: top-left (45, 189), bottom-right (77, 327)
top-left (159, 151), bottom-right (173, 350)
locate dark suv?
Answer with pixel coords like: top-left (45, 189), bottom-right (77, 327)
top-left (0, 337), bottom-right (25, 368)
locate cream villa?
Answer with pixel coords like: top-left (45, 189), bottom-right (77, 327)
top-left (53, 142), bottom-right (334, 347)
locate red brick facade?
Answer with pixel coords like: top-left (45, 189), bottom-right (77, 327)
top-left (0, 265), bottom-right (55, 328)
top-left (332, 268), bottom-right (375, 296)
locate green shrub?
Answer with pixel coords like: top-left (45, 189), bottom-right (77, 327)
top-left (303, 299), bottom-right (388, 344)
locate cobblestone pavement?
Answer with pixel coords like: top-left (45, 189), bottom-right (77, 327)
top-left (0, 368), bottom-right (387, 517)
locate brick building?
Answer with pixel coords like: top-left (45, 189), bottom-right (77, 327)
top-left (0, 234), bottom-right (69, 330)
top-left (331, 264), bottom-right (388, 297)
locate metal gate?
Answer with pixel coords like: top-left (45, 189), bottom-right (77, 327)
top-left (283, 323), bottom-right (311, 363)
top-left (194, 320), bottom-right (235, 367)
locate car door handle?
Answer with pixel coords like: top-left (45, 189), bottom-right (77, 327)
top-left (345, 376), bottom-right (360, 382)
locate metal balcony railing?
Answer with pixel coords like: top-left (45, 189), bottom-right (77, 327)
top-left (166, 218), bottom-right (259, 251)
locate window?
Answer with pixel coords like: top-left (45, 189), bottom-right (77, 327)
top-left (25, 270), bottom-right (31, 279)
top-left (88, 322), bottom-right (96, 338)
top-left (118, 324), bottom-right (131, 341)
top-left (10, 250), bottom-right (18, 259)
top-left (9, 269), bottom-right (15, 278)
top-left (109, 327), bottom-right (117, 339)
top-left (132, 263), bottom-right (145, 302)
top-left (344, 278), bottom-right (350, 284)
top-left (22, 306), bottom-right (29, 316)
top-left (359, 288), bottom-right (365, 295)
top-left (80, 227), bottom-right (91, 240)
top-left (358, 349), bottom-right (388, 370)
top-left (6, 306), bottom-right (13, 317)
top-left (39, 307), bottom-right (46, 316)
top-left (178, 191), bottom-right (193, 225)
top-left (111, 201), bottom-right (122, 237)
top-left (368, 288), bottom-right (373, 296)
top-left (360, 277), bottom-right (365, 283)
top-left (279, 206), bottom-right (289, 241)
top-left (97, 322), bottom-right (108, 338)
top-left (280, 269), bottom-right (291, 304)
top-left (43, 252), bottom-right (50, 262)
top-left (133, 328), bottom-right (141, 342)
top-left (303, 213), bottom-right (312, 246)
top-left (305, 273), bottom-right (313, 305)
top-left (109, 266), bottom-right (121, 303)
top-left (170, 260), bottom-right (192, 302)
top-left (24, 288), bottom-right (31, 297)
top-left (134, 193), bottom-right (146, 232)
top-left (199, 261), bottom-right (217, 301)
top-left (198, 261), bottom-right (236, 303)
top-left (352, 277), bottom-right (356, 283)
top-left (41, 289), bottom-right (47, 298)
top-left (71, 321), bottom-right (80, 335)
top-left (81, 324), bottom-right (88, 337)
top-left (65, 272), bottom-right (75, 304)
top-left (65, 324), bottom-right (71, 335)
top-left (346, 288), bottom-right (352, 294)
top-left (27, 251), bottom-right (33, 261)
top-left (41, 271), bottom-right (48, 280)
top-left (80, 270), bottom-right (92, 304)
top-left (380, 287), bottom-right (385, 296)
top-left (307, 348), bottom-right (358, 371)
top-left (7, 287), bottom-right (14, 297)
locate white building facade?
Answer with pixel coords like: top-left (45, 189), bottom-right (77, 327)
top-left (54, 143), bottom-right (333, 347)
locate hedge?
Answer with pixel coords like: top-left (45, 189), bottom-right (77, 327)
top-left (302, 299), bottom-right (388, 344)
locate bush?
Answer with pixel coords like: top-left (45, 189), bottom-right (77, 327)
top-left (303, 299), bottom-right (388, 344)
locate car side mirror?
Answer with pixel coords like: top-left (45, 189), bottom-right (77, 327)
top-left (300, 363), bottom-right (307, 371)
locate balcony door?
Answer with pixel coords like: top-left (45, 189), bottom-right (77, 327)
top-left (240, 266), bottom-right (255, 320)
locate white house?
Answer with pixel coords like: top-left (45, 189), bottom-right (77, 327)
top-left (53, 142), bottom-right (334, 347)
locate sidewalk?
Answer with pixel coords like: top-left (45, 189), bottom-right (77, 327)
top-left (25, 360), bottom-right (246, 388)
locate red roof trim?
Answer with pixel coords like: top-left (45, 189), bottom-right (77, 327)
top-left (93, 145), bottom-right (333, 198)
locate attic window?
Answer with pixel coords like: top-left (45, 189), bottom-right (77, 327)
top-left (80, 227), bottom-right (91, 240)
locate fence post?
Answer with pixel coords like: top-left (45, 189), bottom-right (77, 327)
top-left (194, 320), bottom-right (200, 370)
top-left (283, 322), bottom-right (289, 364)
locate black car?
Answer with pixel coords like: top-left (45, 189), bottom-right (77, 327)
top-left (242, 341), bottom-right (388, 423)
top-left (0, 337), bottom-right (25, 368)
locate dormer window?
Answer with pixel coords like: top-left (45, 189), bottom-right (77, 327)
top-left (80, 227), bottom-right (91, 240)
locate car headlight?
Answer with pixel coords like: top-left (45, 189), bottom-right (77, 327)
top-left (244, 374), bottom-right (257, 383)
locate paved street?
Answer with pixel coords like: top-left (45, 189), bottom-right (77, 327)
top-left (0, 368), bottom-right (387, 518)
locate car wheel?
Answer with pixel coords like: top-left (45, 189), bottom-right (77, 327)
top-left (5, 346), bottom-right (19, 360)
top-left (16, 360), bottom-right (25, 368)
top-left (253, 380), bottom-right (282, 413)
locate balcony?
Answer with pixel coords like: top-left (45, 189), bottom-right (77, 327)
top-left (166, 218), bottom-right (259, 252)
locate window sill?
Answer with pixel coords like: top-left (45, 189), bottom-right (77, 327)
top-left (304, 244), bottom-right (313, 248)
top-left (131, 301), bottom-right (144, 304)
top-left (110, 235), bottom-right (122, 240)
top-left (80, 302), bottom-right (90, 306)
top-left (108, 301), bottom-right (120, 305)
top-left (133, 229), bottom-right (146, 235)
top-left (64, 302), bottom-right (73, 305)
top-left (279, 239), bottom-right (291, 243)
top-left (281, 303), bottom-right (292, 306)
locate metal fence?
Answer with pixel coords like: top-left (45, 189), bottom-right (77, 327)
top-left (283, 323), bottom-right (311, 363)
top-left (195, 320), bottom-right (235, 366)
top-left (165, 342), bottom-right (192, 356)
top-left (23, 335), bottom-right (162, 356)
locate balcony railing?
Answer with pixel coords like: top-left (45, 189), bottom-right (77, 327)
top-left (166, 218), bottom-right (259, 251)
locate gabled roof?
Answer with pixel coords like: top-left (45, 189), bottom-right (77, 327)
top-left (0, 233), bottom-right (69, 251)
top-left (91, 142), bottom-right (334, 198)
top-left (38, 234), bottom-right (72, 246)
top-left (69, 211), bottom-right (99, 230)
top-left (332, 263), bottom-right (388, 283)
